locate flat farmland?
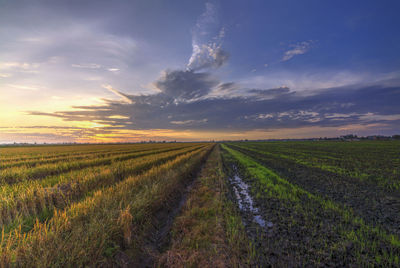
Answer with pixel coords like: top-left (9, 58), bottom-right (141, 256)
top-left (221, 141), bottom-right (400, 266)
top-left (0, 143), bottom-right (217, 266)
top-left (0, 141), bottom-right (399, 267)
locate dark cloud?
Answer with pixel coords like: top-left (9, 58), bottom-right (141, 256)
top-left (248, 86), bottom-right (290, 95)
top-left (27, 70), bottom-right (400, 133)
top-left (26, 110), bottom-right (130, 126)
top-left (217, 82), bottom-right (236, 91)
top-left (155, 70), bottom-right (218, 101)
top-left (248, 86), bottom-right (292, 98)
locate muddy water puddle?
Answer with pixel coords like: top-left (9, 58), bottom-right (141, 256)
top-left (229, 166), bottom-right (273, 229)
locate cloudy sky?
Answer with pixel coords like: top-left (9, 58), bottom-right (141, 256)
top-left (1, 0), bottom-right (400, 143)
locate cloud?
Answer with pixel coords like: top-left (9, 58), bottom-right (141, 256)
top-left (247, 86), bottom-right (291, 99)
top-left (26, 78), bottom-right (400, 134)
top-left (0, 15), bottom-right (149, 101)
top-left (0, 73), bottom-right (11, 78)
top-left (7, 84), bottom-right (42, 91)
top-left (108, 115), bottom-right (130, 120)
top-left (239, 70), bottom-right (392, 92)
top-left (187, 3), bottom-right (229, 71)
top-left (102, 85), bottom-right (133, 104)
top-left (108, 68), bottom-right (120, 72)
top-left (252, 110), bottom-right (321, 123)
top-left (171, 119), bottom-right (208, 125)
top-left (358, 113), bottom-right (400, 122)
top-left (6, 1), bottom-right (400, 141)
top-left (0, 61), bottom-right (40, 70)
top-left (0, 61), bottom-right (40, 74)
top-left (154, 69), bottom-right (218, 101)
top-left (71, 63), bottom-right (102, 69)
top-left (215, 82), bottom-right (238, 93)
top-left (282, 40), bottom-right (315, 61)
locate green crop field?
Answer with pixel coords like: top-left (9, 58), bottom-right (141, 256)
top-left (0, 141), bottom-right (399, 266)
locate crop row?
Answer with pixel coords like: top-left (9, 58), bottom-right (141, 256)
top-left (0, 144), bottom-right (202, 207)
top-left (227, 143), bottom-right (400, 236)
top-left (0, 143), bottom-right (195, 185)
top-left (221, 144), bottom-right (400, 266)
top-left (0, 144), bottom-right (138, 160)
top-left (0, 143), bottom-right (179, 164)
top-left (0, 144), bottom-right (213, 266)
top-left (231, 141), bottom-right (400, 190)
top-left (0, 147), bottom-right (146, 169)
top-left (0, 144), bottom-right (205, 230)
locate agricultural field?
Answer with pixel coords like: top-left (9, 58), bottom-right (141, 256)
top-left (0, 141), bottom-right (399, 267)
top-left (221, 141), bottom-right (400, 266)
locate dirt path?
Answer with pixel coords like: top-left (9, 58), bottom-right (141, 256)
top-left (158, 144), bottom-right (252, 267)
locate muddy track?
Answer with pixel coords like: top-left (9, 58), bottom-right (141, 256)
top-left (221, 151), bottom-right (275, 267)
top-left (221, 154), bottom-right (302, 266)
top-left (228, 144), bottom-right (400, 237)
top-left (115, 145), bottom-right (214, 267)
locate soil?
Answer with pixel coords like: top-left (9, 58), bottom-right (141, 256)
top-left (221, 145), bottom-right (400, 267)
top-left (230, 144), bottom-right (400, 237)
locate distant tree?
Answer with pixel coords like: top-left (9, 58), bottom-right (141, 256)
top-left (393, 135), bottom-right (400, 140)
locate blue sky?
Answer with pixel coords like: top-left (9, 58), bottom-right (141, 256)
top-left (1, 0), bottom-right (399, 142)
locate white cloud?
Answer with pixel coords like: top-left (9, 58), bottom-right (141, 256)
top-left (254, 110), bottom-right (321, 122)
top-left (282, 40), bottom-right (315, 61)
top-left (187, 3), bottom-right (228, 71)
top-left (71, 63), bottom-right (101, 69)
top-left (0, 61), bottom-right (40, 71)
top-left (7, 84), bottom-right (42, 91)
top-left (170, 119), bottom-right (208, 125)
top-left (238, 70), bottom-right (393, 93)
top-left (108, 68), bottom-right (120, 72)
top-left (0, 20), bottom-right (149, 99)
top-left (359, 113), bottom-right (400, 121)
top-left (257, 113), bottom-right (274, 119)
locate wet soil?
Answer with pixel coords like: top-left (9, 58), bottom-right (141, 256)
top-left (228, 165), bottom-right (270, 229)
top-left (229, 144), bottom-right (400, 237)
top-left (222, 159), bottom-right (280, 266)
top-left (221, 145), bottom-right (400, 267)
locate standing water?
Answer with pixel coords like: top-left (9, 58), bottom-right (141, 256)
top-left (228, 165), bottom-right (273, 229)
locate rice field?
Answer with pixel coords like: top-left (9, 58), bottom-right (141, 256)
top-left (221, 141), bottom-right (400, 266)
top-left (0, 141), bottom-right (399, 267)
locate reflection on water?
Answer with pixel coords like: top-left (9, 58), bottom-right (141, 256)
top-left (229, 166), bottom-right (273, 229)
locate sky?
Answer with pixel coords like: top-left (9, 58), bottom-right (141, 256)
top-left (1, 0), bottom-right (400, 143)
